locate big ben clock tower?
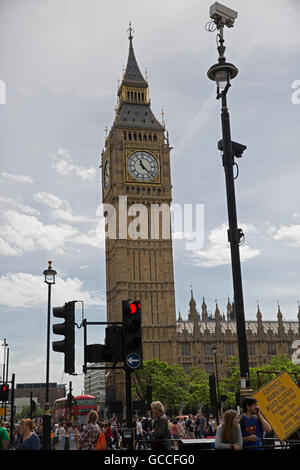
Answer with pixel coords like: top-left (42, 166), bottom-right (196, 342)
top-left (101, 25), bottom-right (177, 402)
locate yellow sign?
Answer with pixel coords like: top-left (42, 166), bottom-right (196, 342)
top-left (253, 371), bottom-right (300, 441)
top-left (0, 407), bottom-right (6, 416)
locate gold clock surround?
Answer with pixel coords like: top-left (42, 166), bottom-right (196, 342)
top-left (125, 148), bottom-right (161, 185)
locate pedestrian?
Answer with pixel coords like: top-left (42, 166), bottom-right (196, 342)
top-left (78, 410), bottom-right (100, 450)
top-left (58, 422), bottom-right (66, 450)
top-left (240, 396), bottom-right (272, 450)
top-left (206, 415), bottom-right (216, 437)
top-left (104, 422), bottom-right (113, 449)
top-left (195, 413), bottom-right (207, 439)
top-left (52, 423), bottom-right (59, 450)
top-left (215, 410), bottom-right (243, 450)
top-left (150, 401), bottom-right (173, 451)
top-left (16, 419), bottom-right (40, 450)
top-left (111, 418), bottom-right (120, 449)
top-left (0, 421), bottom-right (9, 451)
top-left (67, 422), bottom-right (78, 450)
top-left (185, 414), bottom-right (196, 439)
top-left (136, 417), bottom-right (146, 449)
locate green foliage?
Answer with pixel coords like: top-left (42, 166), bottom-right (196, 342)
top-left (133, 355), bottom-right (300, 414)
top-left (16, 405), bottom-right (44, 419)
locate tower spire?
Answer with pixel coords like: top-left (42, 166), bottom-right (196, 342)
top-left (127, 21), bottom-right (134, 41)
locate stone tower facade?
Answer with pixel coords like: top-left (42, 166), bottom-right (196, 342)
top-left (101, 27), bottom-right (177, 402)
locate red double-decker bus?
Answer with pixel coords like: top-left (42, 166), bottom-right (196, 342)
top-left (52, 394), bottom-right (98, 425)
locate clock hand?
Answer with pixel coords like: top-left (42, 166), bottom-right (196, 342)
top-left (139, 159), bottom-right (155, 178)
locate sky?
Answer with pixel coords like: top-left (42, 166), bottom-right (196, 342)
top-left (0, 0), bottom-right (299, 395)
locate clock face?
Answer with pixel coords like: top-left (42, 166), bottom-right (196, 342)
top-left (104, 160), bottom-right (109, 190)
top-left (127, 151), bottom-right (159, 182)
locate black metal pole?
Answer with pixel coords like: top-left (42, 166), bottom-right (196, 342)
top-left (10, 373), bottom-right (15, 448)
top-left (214, 351), bottom-right (220, 419)
top-left (125, 368), bottom-right (132, 427)
top-left (30, 391), bottom-right (33, 420)
top-left (5, 347), bottom-right (9, 383)
top-left (4, 348), bottom-right (9, 421)
top-left (42, 283), bottom-right (52, 450)
top-left (220, 90), bottom-right (250, 385)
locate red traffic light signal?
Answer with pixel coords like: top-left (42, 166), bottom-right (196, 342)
top-left (0, 384), bottom-right (9, 401)
top-left (129, 301), bottom-right (141, 314)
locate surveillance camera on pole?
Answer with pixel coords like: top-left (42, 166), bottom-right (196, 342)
top-left (209, 2), bottom-right (238, 28)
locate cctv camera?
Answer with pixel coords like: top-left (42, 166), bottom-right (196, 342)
top-left (209, 2), bottom-right (238, 28)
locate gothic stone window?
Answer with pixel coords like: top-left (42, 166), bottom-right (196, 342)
top-left (204, 345), bottom-right (212, 357)
top-left (267, 343), bottom-right (276, 356)
top-left (248, 343), bottom-right (256, 356)
top-left (182, 343), bottom-right (191, 357)
top-left (225, 344), bottom-right (235, 356)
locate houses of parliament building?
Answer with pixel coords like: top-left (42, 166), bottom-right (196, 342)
top-left (101, 25), bottom-right (300, 401)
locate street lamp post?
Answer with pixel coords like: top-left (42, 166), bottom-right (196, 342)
top-left (207, 5), bottom-right (252, 397)
top-left (42, 260), bottom-right (57, 450)
top-left (212, 345), bottom-right (220, 422)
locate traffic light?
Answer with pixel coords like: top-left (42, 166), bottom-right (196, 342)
top-left (122, 300), bottom-right (142, 370)
top-left (66, 392), bottom-right (74, 409)
top-left (31, 399), bottom-right (37, 412)
top-left (105, 326), bottom-right (123, 362)
top-left (52, 301), bottom-right (75, 374)
top-left (85, 326), bottom-right (123, 364)
top-left (0, 384), bottom-right (9, 401)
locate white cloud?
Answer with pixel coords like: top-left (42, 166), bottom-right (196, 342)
top-left (0, 205), bottom-right (104, 256)
top-left (0, 195), bottom-right (40, 216)
top-left (189, 222), bottom-right (260, 267)
top-left (33, 191), bottom-right (96, 222)
top-left (273, 224), bottom-right (300, 246)
top-left (51, 148), bottom-right (97, 181)
top-left (0, 172), bottom-right (34, 184)
top-left (0, 272), bottom-right (105, 308)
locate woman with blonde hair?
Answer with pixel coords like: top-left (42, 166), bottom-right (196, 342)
top-left (215, 410), bottom-right (243, 450)
top-left (16, 419), bottom-right (40, 450)
top-left (78, 410), bottom-right (100, 450)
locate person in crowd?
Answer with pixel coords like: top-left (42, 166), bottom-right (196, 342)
top-left (58, 422), bottom-right (66, 450)
top-left (104, 421), bottom-right (113, 449)
top-left (196, 413), bottom-right (207, 439)
top-left (142, 415), bottom-right (152, 449)
top-left (177, 417), bottom-right (185, 439)
top-left (67, 422), bottom-right (78, 450)
top-left (206, 415), bottom-right (216, 437)
top-left (0, 421), bottom-right (9, 451)
top-left (240, 397), bottom-right (272, 450)
top-left (151, 401), bottom-right (173, 451)
top-left (52, 423), bottom-right (59, 450)
top-left (136, 417), bottom-right (147, 450)
top-left (185, 414), bottom-right (196, 439)
top-left (111, 417), bottom-right (120, 449)
top-left (215, 410), bottom-right (243, 450)
top-left (15, 419), bottom-right (40, 450)
top-left (78, 410), bottom-right (100, 450)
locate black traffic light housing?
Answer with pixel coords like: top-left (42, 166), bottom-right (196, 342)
top-left (85, 326), bottom-right (123, 364)
top-left (31, 399), bottom-right (37, 412)
top-left (0, 384), bottom-right (9, 401)
top-left (52, 301), bottom-right (75, 374)
top-left (122, 300), bottom-right (143, 369)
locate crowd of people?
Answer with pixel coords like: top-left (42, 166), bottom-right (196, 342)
top-left (1, 396), bottom-right (299, 451)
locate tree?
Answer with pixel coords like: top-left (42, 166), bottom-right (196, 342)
top-left (132, 359), bottom-right (190, 411)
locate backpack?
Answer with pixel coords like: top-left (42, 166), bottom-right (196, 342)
top-left (95, 432), bottom-right (107, 450)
